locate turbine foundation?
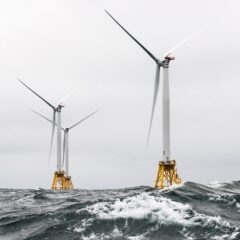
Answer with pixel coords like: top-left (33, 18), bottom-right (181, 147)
top-left (63, 176), bottom-right (73, 190)
top-left (154, 160), bottom-right (181, 189)
top-left (52, 171), bottom-right (66, 190)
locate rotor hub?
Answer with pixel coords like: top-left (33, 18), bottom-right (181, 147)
top-left (162, 56), bottom-right (175, 68)
top-left (57, 104), bottom-right (64, 111)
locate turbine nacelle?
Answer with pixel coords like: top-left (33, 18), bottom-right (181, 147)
top-left (57, 104), bottom-right (65, 111)
top-left (162, 56), bottom-right (175, 68)
top-left (165, 55), bottom-right (175, 61)
top-left (157, 56), bottom-right (175, 68)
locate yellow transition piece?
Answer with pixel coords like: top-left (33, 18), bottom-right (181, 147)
top-left (64, 176), bottom-right (74, 190)
top-left (154, 160), bottom-right (181, 189)
top-left (52, 171), bottom-right (74, 190)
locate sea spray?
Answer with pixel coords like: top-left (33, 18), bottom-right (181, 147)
top-left (0, 181), bottom-right (240, 239)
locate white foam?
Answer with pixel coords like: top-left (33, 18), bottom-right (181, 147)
top-left (212, 231), bottom-right (240, 240)
top-left (73, 219), bottom-right (93, 233)
top-left (236, 203), bottom-right (240, 212)
top-left (191, 213), bottom-right (230, 229)
top-left (127, 235), bottom-right (145, 240)
top-left (164, 182), bottom-right (185, 191)
top-left (74, 226), bottom-right (85, 233)
top-left (208, 193), bottom-right (240, 212)
top-left (111, 225), bottom-right (122, 238)
top-left (81, 233), bottom-right (103, 240)
top-left (229, 232), bottom-right (240, 239)
top-left (85, 192), bottom-right (235, 230)
top-left (86, 193), bottom-right (193, 226)
top-left (208, 181), bottom-right (225, 189)
top-left (79, 227), bottom-right (123, 240)
top-left (180, 227), bottom-right (197, 240)
top-left (212, 234), bottom-right (231, 240)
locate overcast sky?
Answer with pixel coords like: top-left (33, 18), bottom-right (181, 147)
top-left (1, 0), bottom-right (240, 189)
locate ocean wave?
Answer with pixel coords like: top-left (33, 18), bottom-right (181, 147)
top-left (0, 181), bottom-right (240, 240)
top-left (86, 192), bottom-right (194, 225)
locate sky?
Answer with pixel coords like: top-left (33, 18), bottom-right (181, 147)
top-left (1, 0), bottom-right (240, 189)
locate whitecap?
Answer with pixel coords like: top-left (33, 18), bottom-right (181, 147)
top-left (127, 235), bottom-right (145, 240)
top-left (86, 192), bottom-right (194, 226)
top-left (208, 181), bottom-right (225, 189)
top-left (85, 192), bottom-right (235, 230)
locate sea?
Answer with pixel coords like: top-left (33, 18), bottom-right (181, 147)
top-left (0, 181), bottom-right (240, 240)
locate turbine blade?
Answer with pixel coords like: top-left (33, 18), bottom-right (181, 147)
top-left (69, 110), bottom-right (98, 130)
top-left (31, 109), bottom-right (53, 125)
top-left (57, 82), bottom-right (87, 105)
top-left (18, 78), bottom-right (55, 109)
top-left (163, 29), bottom-right (205, 58)
top-left (31, 109), bottom-right (64, 130)
top-left (146, 65), bottom-right (161, 148)
top-left (62, 131), bottom-right (66, 168)
top-left (48, 110), bottom-right (56, 164)
top-left (105, 10), bottom-right (158, 63)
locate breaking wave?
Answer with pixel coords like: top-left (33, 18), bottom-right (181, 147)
top-left (0, 181), bottom-right (240, 239)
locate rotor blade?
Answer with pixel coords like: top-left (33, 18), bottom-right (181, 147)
top-left (31, 109), bottom-right (54, 125)
top-left (48, 110), bottom-right (56, 164)
top-left (146, 65), bottom-right (160, 148)
top-left (69, 110), bottom-right (98, 130)
top-left (18, 78), bottom-right (55, 109)
top-left (62, 131), bottom-right (66, 168)
top-left (163, 29), bottom-right (205, 58)
top-left (57, 82), bottom-right (87, 105)
top-left (105, 10), bottom-right (158, 63)
top-left (30, 109), bottom-right (65, 130)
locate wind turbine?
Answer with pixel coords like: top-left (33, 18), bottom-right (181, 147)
top-left (105, 10), bottom-right (202, 188)
top-left (31, 109), bottom-right (98, 189)
top-left (18, 79), bottom-right (81, 189)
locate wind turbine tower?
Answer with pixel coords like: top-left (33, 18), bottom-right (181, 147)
top-left (31, 109), bottom-right (98, 189)
top-left (62, 111), bottom-right (98, 189)
top-left (105, 10), bottom-right (201, 189)
top-left (52, 104), bottom-right (65, 190)
top-left (19, 79), bottom-right (79, 189)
